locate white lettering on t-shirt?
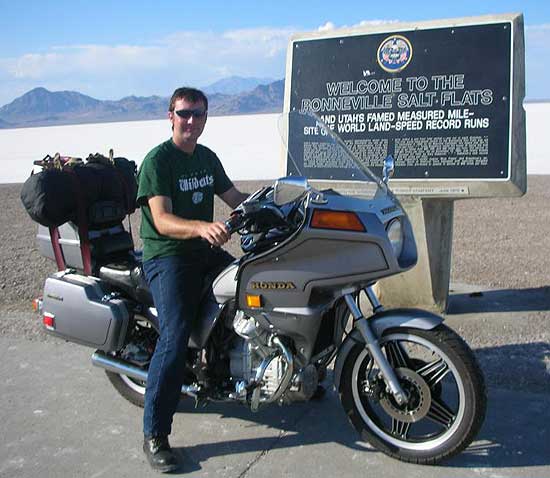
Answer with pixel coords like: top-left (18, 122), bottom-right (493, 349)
top-left (178, 174), bottom-right (214, 192)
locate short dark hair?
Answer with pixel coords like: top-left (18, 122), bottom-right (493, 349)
top-left (169, 87), bottom-right (208, 112)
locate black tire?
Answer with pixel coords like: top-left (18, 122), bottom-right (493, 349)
top-left (104, 322), bottom-right (156, 408)
top-left (339, 324), bottom-right (486, 464)
top-left (105, 370), bottom-right (197, 410)
top-left (105, 370), bottom-right (147, 408)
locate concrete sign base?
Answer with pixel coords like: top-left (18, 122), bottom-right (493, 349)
top-left (376, 198), bottom-right (454, 312)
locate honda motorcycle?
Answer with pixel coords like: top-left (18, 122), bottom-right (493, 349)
top-left (33, 111), bottom-right (486, 464)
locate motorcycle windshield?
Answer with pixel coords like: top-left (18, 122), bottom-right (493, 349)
top-left (278, 110), bottom-right (391, 200)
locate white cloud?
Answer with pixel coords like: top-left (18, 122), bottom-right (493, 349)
top-left (318, 19), bottom-right (400, 32)
top-left (1, 21), bottom-right (403, 86)
top-left (318, 22), bottom-right (336, 32)
top-left (0, 27), bottom-right (294, 101)
top-left (354, 20), bottom-right (400, 27)
top-left (1, 21), bottom-right (548, 103)
top-left (6, 52), bottom-right (66, 79)
top-left (3, 44), bottom-right (167, 80)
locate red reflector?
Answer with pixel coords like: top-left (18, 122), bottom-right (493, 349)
top-left (43, 312), bottom-right (55, 330)
top-left (311, 210), bottom-right (365, 232)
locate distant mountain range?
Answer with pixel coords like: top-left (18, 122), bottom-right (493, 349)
top-left (203, 76), bottom-right (276, 95)
top-left (0, 77), bottom-right (284, 129)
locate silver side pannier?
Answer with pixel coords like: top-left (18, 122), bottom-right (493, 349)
top-left (42, 272), bottom-right (129, 352)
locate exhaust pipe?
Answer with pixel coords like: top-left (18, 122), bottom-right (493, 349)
top-left (91, 351), bottom-right (199, 397)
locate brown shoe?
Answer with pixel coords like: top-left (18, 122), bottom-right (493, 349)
top-left (143, 436), bottom-right (178, 473)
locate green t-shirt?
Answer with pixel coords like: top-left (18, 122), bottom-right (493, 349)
top-left (137, 139), bottom-right (233, 261)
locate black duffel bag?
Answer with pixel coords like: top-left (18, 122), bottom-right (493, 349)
top-left (21, 153), bottom-right (137, 228)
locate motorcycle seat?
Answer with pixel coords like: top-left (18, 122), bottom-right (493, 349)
top-left (99, 257), bottom-right (154, 306)
top-left (99, 255), bottom-right (220, 308)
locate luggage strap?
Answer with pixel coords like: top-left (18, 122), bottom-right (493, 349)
top-left (64, 167), bottom-right (92, 275)
top-left (48, 226), bottom-right (66, 271)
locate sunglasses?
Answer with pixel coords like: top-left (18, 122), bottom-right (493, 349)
top-left (174, 108), bottom-right (207, 119)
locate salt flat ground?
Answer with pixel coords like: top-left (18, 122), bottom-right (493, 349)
top-left (0, 102), bottom-right (548, 184)
top-left (0, 114), bottom-right (282, 183)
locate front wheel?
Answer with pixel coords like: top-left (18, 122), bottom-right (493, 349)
top-left (339, 324), bottom-right (486, 464)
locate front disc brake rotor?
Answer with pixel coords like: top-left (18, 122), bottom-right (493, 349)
top-left (379, 368), bottom-right (431, 423)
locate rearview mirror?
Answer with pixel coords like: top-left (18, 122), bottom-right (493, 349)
top-left (382, 155), bottom-right (395, 184)
top-left (273, 176), bottom-right (309, 206)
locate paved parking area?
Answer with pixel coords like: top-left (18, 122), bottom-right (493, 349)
top-left (1, 332), bottom-right (548, 477)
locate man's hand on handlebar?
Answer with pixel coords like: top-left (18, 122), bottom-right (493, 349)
top-left (197, 221), bottom-right (231, 247)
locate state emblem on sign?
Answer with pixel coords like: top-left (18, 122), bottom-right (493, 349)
top-left (377, 35), bottom-right (413, 73)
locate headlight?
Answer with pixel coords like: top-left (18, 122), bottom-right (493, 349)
top-left (386, 218), bottom-right (403, 258)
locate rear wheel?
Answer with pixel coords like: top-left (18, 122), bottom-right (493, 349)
top-left (339, 324), bottom-right (486, 464)
top-left (105, 322), bottom-right (154, 408)
top-left (106, 370), bottom-right (147, 408)
top-left (104, 324), bottom-right (199, 409)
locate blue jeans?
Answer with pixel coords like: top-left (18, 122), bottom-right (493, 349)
top-left (142, 248), bottom-right (234, 437)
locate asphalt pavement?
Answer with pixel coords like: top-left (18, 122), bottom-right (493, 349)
top-left (1, 285), bottom-right (549, 477)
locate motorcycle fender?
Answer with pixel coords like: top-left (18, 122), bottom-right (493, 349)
top-left (333, 308), bottom-right (443, 390)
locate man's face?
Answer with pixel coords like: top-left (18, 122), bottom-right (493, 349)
top-left (169, 97), bottom-right (208, 144)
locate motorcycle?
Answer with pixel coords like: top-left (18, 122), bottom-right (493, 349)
top-left (33, 111), bottom-right (486, 464)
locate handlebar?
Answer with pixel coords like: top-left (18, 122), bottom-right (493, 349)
top-left (224, 213), bottom-right (246, 235)
top-left (223, 185), bottom-right (274, 235)
top-left (223, 182), bottom-right (308, 245)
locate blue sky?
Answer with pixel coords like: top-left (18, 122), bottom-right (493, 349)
top-left (0, 0), bottom-right (549, 105)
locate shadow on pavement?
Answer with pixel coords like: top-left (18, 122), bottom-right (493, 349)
top-left (474, 342), bottom-right (550, 395)
top-left (168, 367), bottom-right (549, 473)
top-left (447, 385), bottom-right (550, 468)
top-left (173, 393), bottom-right (374, 474)
top-left (447, 286), bottom-right (550, 314)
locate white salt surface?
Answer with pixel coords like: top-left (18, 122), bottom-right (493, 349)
top-left (0, 113), bottom-right (283, 183)
top-left (0, 105), bottom-right (548, 184)
top-left (524, 102), bottom-right (550, 174)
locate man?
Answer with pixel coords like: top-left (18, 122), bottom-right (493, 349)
top-left (137, 87), bottom-right (248, 472)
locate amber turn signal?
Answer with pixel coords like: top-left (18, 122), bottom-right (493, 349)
top-left (310, 209), bottom-right (365, 232)
top-left (32, 297), bottom-right (43, 312)
top-left (246, 294), bottom-right (262, 308)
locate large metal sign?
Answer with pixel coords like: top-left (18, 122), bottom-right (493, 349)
top-left (284, 14), bottom-right (526, 197)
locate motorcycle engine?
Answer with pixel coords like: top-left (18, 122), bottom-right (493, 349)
top-left (228, 310), bottom-right (318, 405)
top-left (228, 311), bottom-right (283, 398)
